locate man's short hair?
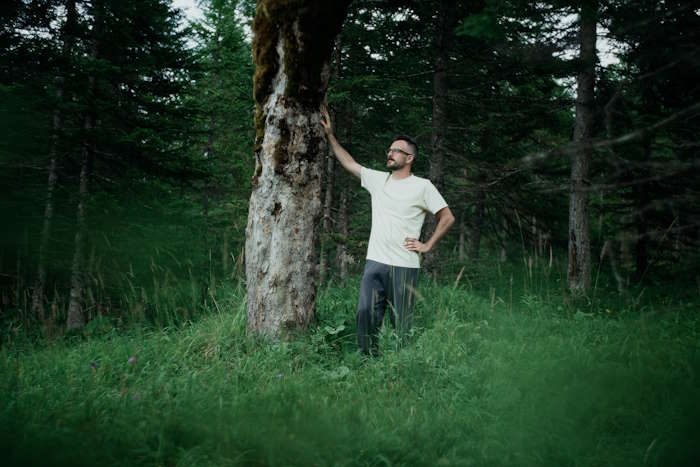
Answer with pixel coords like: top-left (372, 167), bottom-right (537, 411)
top-left (393, 135), bottom-right (418, 158)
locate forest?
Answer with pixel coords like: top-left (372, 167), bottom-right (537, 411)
top-left (1, 0), bottom-right (699, 465)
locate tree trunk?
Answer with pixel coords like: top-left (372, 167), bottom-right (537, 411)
top-left (246, 1), bottom-right (350, 338)
top-left (567, 0), bottom-right (597, 295)
top-left (66, 122), bottom-right (91, 331)
top-left (335, 115), bottom-right (352, 281)
top-left (470, 188), bottom-right (485, 261)
top-left (31, 78), bottom-right (62, 321)
top-left (633, 134), bottom-right (652, 282)
top-left (335, 182), bottom-right (349, 280)
top-left (319, 38), bottom-right (342, 285)
top-left (458, 210), bottom-right (466, 261)
top-left (31, 0), bottom-right (79, 320)
top-left (423, 0), bottom-right (457, 271)
top-left (203, 14), bottom-right (220, 292)
top-left (67, 0), bottom-right (101, 331)
top-left (319, 142), bottom-right (334, 285)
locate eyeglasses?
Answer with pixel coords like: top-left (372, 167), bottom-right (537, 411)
top-left (387, 147), bottom-right (413, 157)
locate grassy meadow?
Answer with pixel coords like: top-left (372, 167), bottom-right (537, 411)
top-left (1, 264), bottom-right (699, 466)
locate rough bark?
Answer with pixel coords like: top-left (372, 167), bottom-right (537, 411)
top-left (567, 0), bottom-right (597, 295)
top-left (246, 1), bottom-right (350, 338)
top-left (423, 0), bottom-right (457, 271)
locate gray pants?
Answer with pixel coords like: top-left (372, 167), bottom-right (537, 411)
top-left (356, 260), bottom-right (419, 355)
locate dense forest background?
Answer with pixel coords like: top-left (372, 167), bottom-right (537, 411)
top-left (2, 2), bottom-right (700, 465)
top-left (1, 0), bottom-right (699, 334)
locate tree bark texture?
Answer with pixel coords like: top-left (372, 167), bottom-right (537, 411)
top-left (423, 0), bottom-right (457, 271)
top-left (567, 0), bottom-right (597, 295)
top-left (246, 0), bottom-right (350, 338)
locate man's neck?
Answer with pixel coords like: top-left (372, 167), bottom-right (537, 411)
top-left (390, 168), bottom-right (412, 180)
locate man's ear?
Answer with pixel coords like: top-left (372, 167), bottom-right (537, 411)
top-left (407, 154), bottom-right (415, 165)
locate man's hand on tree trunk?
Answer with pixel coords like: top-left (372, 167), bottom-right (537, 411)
top-left (320, 105), bottom-right (333, 135)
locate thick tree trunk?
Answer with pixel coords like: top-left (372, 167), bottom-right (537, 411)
top-left (246, 1), bottom-right (350, 338)
top-left (567, 0), bottom-right (597, 295)
top-left (424, 0), bottom-right (457, 271)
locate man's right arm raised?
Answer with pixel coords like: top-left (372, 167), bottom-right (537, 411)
top-left (320, 106), bottom-right (362, 180)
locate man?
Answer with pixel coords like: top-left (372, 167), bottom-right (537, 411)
top-left (320, 106), bottom-right (455, 355)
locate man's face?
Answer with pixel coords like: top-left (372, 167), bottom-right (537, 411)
top-left (386, 140), bottom-right (414, 170)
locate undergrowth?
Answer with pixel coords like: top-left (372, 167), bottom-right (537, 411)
top-left (1, 276), bottom-right (699, 466)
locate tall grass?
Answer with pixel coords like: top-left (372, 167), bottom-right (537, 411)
top-left (1, 269), bottom-right (699, 466)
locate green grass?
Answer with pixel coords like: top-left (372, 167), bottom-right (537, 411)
top-left (1, 279), bottom-right (699, 466)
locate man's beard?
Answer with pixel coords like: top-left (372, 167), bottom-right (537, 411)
top-left (387, 159), bottom-right (406, 170)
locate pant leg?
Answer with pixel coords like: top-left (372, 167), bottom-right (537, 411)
top-left (386, 265), bottom-right (419, 341)
top-left (356, 260), bottom-right (389, 355)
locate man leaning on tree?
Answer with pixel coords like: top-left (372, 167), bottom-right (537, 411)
top-left (320, 106), bottom-right (455, 355)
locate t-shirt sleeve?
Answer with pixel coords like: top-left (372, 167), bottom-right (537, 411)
top-left (361, 167), bottom-right (388, 194)
top-left (424, 181), bottom-right (448, 214)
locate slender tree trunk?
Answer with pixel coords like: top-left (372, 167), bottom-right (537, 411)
top-left (319, 38), bottom-right (342, 285)
top-left (335, 116), bottom-right (352, 281)
top-left (335, 182), bottom-right (349, 280)
top-left (500, 218), bottom-right (508, 262)
top-left (31, 78), bottom-right (63, 321)
top-left (66, 122), bottom-right (92, 330)
top-left (633, 134), bottom-right (652, 282)
top-left (203, 16), bottom-right (220, 292)
top-left (319, 142), bottom-right (334, 285)
top-left (424, 0), bottom-right (457, 271)
top-left (470, 188), bottom-right (485, 260)
top-left (67, 0), bottom-right (101, 330)
top-left (458, 210), bottom-right (466, 261)
top-left (246, 1), bottom-right (350, 338)
top-left (31, 0), bottom-right (79, 320)
top-left (567, 0), bottom-right (597, 295)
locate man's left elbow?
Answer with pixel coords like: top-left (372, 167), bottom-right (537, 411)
top-left (443, 212), bottom-right (455, 229)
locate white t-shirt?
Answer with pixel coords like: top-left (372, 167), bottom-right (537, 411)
top-left (361, 167), bottom-right (448, 268)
